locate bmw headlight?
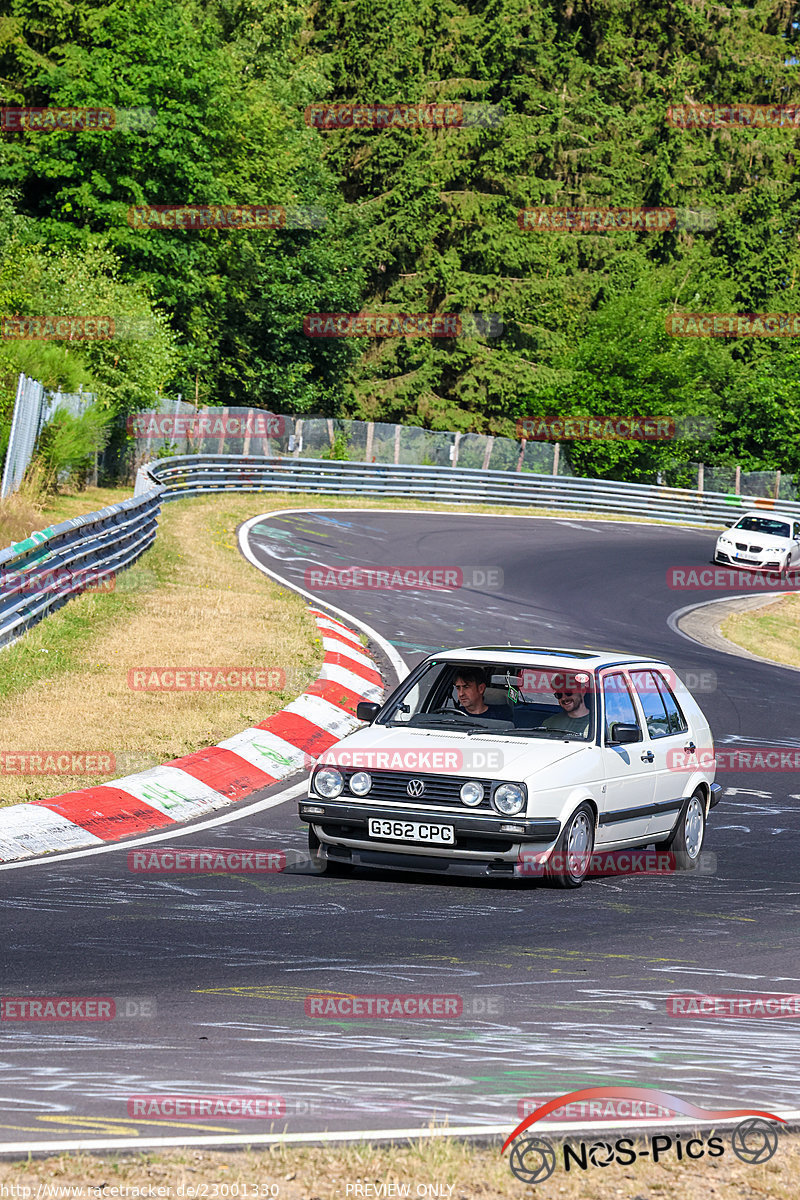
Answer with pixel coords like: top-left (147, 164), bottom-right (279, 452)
top-left (349, 771), bottom-right (372, 796)
top-left (718, 536), bottom-right (732, 546)
top-left (492, 783), bottom-right (526, 815)
top-left (460, 780), bottom-right (484, 807)
top-left (314, 767), bottom-right (344, 798)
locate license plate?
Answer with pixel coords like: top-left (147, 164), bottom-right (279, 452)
top-left (368, 818), bottom-right (455, 845)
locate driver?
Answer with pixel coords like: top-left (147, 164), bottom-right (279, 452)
top-left (454, 667), bottom-right (513, 721)
top-left (540, 675), bottom-right (591, 736)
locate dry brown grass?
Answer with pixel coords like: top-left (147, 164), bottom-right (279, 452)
top-left (0, 494), bottom-right (323, 806)
top-left (720, 593), bottom-right (800, 669)
top-left (0, 1133), bottom-right (797, 1199)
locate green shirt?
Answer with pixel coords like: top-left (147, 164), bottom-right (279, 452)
top-left (540, 711), bottom-right (591, 737)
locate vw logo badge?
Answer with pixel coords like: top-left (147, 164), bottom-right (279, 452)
top-left (407, 779), bottom-right (425, 798)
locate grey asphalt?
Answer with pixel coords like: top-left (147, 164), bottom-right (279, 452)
top-left (1, 509), bottom-right (798, 1150)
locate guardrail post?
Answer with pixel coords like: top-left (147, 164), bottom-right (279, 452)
top-left (774, 469), bottom-right (781, 499)
top-left (394, 425), bottom-right (401, 464)
top-left (552, 443), bottom-right (560, 476)
top-left (365, 421), bottom-right (374, 462)
top-left (326, 418), bottom-right (335, 449)
top-left (217, 407), bottom-right (229, 454)
top-left (450, 432), bottom-right (461, 468)
top-left (697, 463), bottom-right (704, 491)
top-left (294, 418), bottom-right (303, 458)
top-left (516, 438), bottom-right (526, 472)
top-left (481, 437), bottom-right (494, 470)
top-left (734, 465), bottom-right (741, 495)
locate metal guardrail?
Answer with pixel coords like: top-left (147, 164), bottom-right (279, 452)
top-left (0, 486), bottom-right (163, 648)
top-left (138, 454), bottom-right (800, 527)
top-left (4, 451), bottom-right (795, 649)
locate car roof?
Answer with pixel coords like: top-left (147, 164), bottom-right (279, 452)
top-left (735, 511), bottom-right (796, 521)
top-left (427, 646), bottom-right (666, 670)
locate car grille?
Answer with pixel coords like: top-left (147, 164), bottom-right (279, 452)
top-left (340, 768), bottom-right (493, 810)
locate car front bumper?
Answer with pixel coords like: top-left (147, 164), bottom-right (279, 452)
top-left (299, 797), bottom-right (562, 875)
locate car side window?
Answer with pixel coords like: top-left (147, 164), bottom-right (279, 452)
top-left (653, 673), bottom-right (688, 734)
top-left (602, 673), bottom-right (641, 742)
top-left (630, 670), bottom-right (671, 739)
top-left (793, 522), bottom-right (800, 539)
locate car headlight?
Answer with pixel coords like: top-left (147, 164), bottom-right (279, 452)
top-left (460, 780), bottom-right (484, 807)
top-left (349, 771), bottom-right (372, 796)
top-left (718, 536), bottom-right (732, 546)
top-left (314, 767), bottom-right (344, 798)
top-left (492, 783), bottom-right (526, 815)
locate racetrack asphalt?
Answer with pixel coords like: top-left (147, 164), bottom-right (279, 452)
top-left (1, 509), bottom-right (798, 1151)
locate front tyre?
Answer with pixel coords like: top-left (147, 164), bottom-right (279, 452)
top-left (547, 802), bottom-right (595, 889)
top-left (656, 790), bottom-right (706, 870)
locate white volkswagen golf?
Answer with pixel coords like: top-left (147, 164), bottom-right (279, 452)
top-left (714, 511), bottom-right (800, 574)
top-left (300, 647), bottom-right (721, 887)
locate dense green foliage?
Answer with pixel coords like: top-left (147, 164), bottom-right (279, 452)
top-left (0, 0), bottom-right (798, 481)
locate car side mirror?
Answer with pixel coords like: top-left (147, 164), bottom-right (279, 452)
top-left (357, 701), bottom-right (381, 722)
top-left (609, 722), bottom-right (641, 745)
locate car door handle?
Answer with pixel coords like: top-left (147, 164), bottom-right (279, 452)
top-left (684, 742), bottom-right (696, 754)
top-left (641, 750), bottom-right (654, 763)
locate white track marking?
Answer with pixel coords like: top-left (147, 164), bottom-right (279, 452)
top-left (0, 781), bottom-right (308, 872)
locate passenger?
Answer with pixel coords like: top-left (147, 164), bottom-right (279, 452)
top-left (454, 668), bottom-right (513, 721)
top-left (540, 682), bottom-right (591, 737)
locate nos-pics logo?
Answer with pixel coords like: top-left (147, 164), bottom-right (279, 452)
top-left (502, 1087), bottom-right (784, 1185)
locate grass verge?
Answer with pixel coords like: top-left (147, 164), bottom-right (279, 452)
top-left (720, 594), bottom-right (800, 668)
top-left (0, 1134), bottom-right (797, 1199)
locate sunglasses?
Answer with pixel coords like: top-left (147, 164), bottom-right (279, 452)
top-left (554, 691), bottom-right (577, 699)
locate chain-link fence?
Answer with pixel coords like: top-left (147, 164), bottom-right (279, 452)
top-left (1, 375), bottom-right (46, 499)
top-left (126, 401), bottom-right (798, 498)
top-left (130, 405), bottom-right (570, 477)
top-left (1, 377), bottom-right (98, 499)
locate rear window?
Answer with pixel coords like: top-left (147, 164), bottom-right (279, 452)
top-left (630, 670), bottom-right (671, 739)
top-left (653, 672), bottom-right (688, 734)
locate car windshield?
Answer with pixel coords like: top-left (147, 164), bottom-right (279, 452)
top-left (733, 517), bottom-right (791, 538)
top-left (381, 660), bottom-right (595, 740)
